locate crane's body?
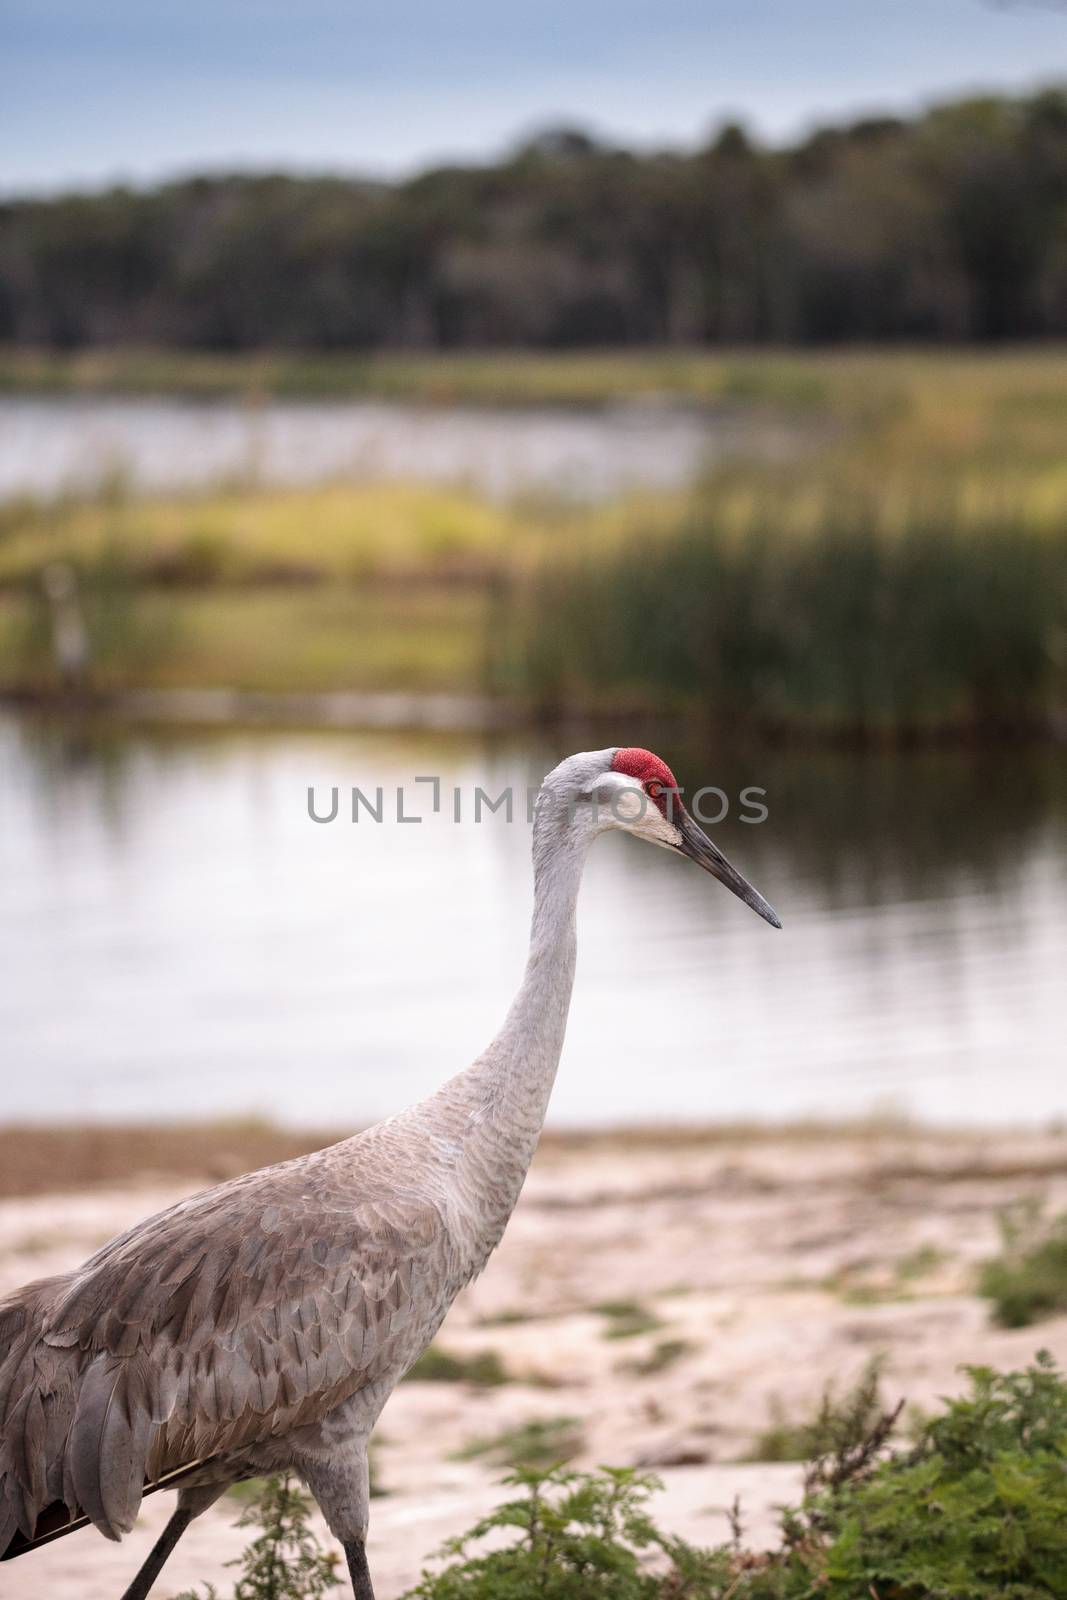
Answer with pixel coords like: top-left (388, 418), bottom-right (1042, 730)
top-left (0, 748), bottom-right (779, 1599)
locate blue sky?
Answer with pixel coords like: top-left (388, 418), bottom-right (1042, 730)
top-left (3, 0), bottom-right (1067, 195)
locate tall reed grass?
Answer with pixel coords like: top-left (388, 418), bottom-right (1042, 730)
top-left (496, 474), bottom-right (1067, 739)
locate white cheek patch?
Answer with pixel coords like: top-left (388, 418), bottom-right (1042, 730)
top-left (641, 808), bottom-right (684, 850)
top-left (589, 773), bottom-right (647, 824)
top-left (590, 774), bottom-right (682, 848)
top-left (608, 785), bottom-right (647, 824)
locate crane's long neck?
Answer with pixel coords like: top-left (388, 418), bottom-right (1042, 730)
top-left (426, 813), bottom-right (590, 1251)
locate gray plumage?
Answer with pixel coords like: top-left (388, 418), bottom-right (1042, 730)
top-left (0, 747), bottom-right (779, 1598)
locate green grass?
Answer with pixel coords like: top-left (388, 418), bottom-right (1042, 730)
top-left (0, 585), bottom-right (488, 696)
top-left (980, 1204), bottom-right (1067, 1328)
top-left (0, 478), bottom-right (514, 699)
top-left (453, 1416), bottom-right (585, 1470)
top-left (0, 480), bottom-right (517, 589)
top-left (0, 345), bottom-right (909, 408)
top-left (787, 1246), bottom-right (951, 1308)
top-left (4, 344), bottom-right (1067, 419)
top-left (895, 1244), bottom-right (947, 1283)
top-left (618, 1338), bottom-right (694, 1377)
top-left (591, 1300), bottom-right (665, 1340)
top-left (404, 1345), bottom-right (511, 1387)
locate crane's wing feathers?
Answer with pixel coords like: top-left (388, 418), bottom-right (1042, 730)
top-left (0, 1143), bottom-right (456, 1549)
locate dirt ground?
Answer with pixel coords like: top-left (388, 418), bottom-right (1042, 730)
top-left (2, 1123), bottom-right (1066, 1598)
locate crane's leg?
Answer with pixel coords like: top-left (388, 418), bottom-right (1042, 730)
top-left (344, 1537), bottom-right (375, 1599)
top-left (298, 1438), bottom-right (374, 1600)
top-left (118, 1506), bottom-right (192, 1600)
top-left (118, 1482), bottom-right (224, 1600)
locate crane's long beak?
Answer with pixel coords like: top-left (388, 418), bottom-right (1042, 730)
top-left (674, 807), bottom-right (782, 928)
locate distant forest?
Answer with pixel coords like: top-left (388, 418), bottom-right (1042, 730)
top-left (4, 88), bottom-right (1067, 349)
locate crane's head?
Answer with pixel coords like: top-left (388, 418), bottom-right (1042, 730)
top-left (539, 746), bottom-right (781, 928)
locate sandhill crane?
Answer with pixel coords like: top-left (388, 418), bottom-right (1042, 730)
top-left (0, 746), bottom-right (779, 1600)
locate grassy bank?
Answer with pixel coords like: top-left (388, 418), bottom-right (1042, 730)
top-left (0, 585), bottom-right (491, 698)
top-left (0, 479), bottom-right (662, 700)
top-left (0, 344), bottom-right (893, 408)
top-left (3, 349), bottom-right (1067, 736)
top-left (3, 343), bottom-right (1067, 413)
top-left (0, 480), bottom-right (518, 587)
top-left (0, 481), bottom-right (516, 696)
top-left (0, 346), bottom-right (819, 406)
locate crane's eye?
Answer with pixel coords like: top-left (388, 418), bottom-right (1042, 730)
top-left (647, 781), bottom-right (664, 799)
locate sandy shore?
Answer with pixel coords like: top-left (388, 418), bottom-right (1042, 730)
top-left (2, 1124), bottom-right (1066, 1598)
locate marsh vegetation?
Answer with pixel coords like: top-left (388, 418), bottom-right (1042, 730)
top-left (2, 349), bottom-right (1066, 740)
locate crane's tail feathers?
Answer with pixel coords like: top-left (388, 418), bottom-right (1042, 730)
top-left (69, 1355), bottom-right (155, 1541)
top-left (0, 1273), bottom-right (216, 1563)
top-left (0, 1455), bottom-right (217, 1561)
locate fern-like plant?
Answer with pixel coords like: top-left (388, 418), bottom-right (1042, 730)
top-left (174, 1474), bottom-right (339, 1600)
top-left (404, 1355), bottom-right (1067, 1600)
top-left (403, 1465), bottom-right (732, 1599)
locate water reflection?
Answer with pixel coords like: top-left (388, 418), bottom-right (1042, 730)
top-left (3, 713), bottom-right (1065, 1129)
top-left (0, 397), bottom-right (808, 503)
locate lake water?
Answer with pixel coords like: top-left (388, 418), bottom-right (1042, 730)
top-left (3, 713), bottom-right (1065, 1130)
top-left (0, 395), bottom-right (809, 502)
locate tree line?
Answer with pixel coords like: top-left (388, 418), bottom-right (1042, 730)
top-left (3, 88), bottom-right (1067, 350)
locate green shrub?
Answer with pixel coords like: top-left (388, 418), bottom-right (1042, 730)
top-left (802, 1353), bottom-right (1067, 1598)
top-left (980, 1204), bottom-right (1067, 1327)
top-left (403, 1466), bottom-right (734, 1600)
top-left (407, 1354), bottom-right (1067, 1600)
top-left (207, 1356), bottom-right (1067, 1599)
